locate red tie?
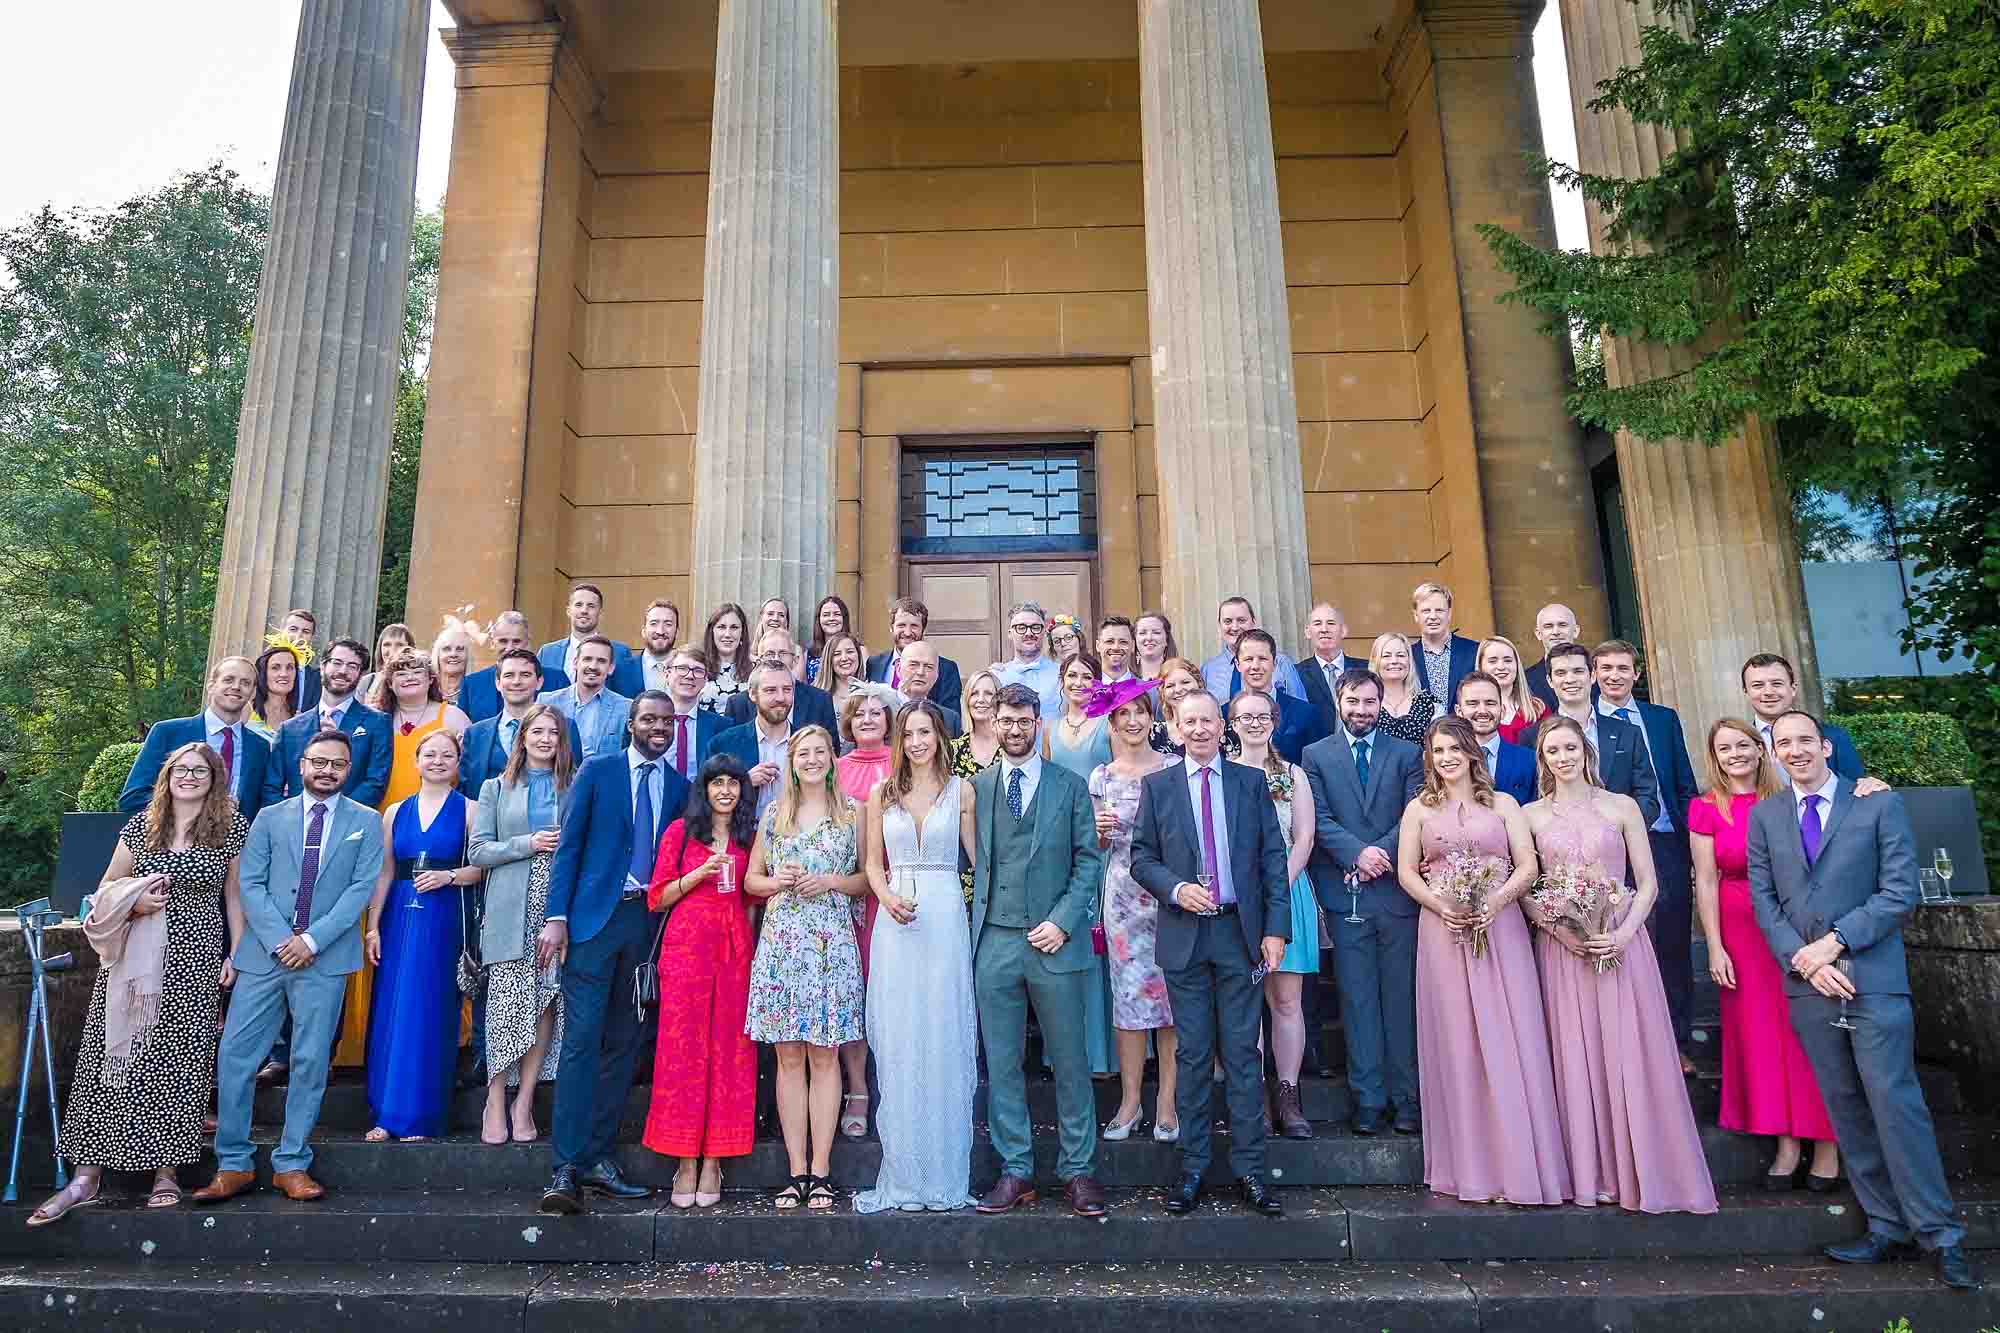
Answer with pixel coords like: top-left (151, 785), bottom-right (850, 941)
top-left (674, 714), bottom-right (690, 777)
top-left (219, 726), bottom-right (236, 794)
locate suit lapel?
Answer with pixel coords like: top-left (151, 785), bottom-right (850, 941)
top-left (1809, 783), bottom-right (1858, 880)
top-left (1328, 731), bottom-right (1365, 803)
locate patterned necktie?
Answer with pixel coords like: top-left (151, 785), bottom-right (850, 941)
top-left (1354, 737), bottom-right (1371, 789)
top-left (674, 714), bottom-right (690, 777)
top-left (1198, 766), bottom-right (1223, 899)
top-left (1801, 793), bottom-right (1825, 867)
top-left (292, 802), bottom-right (327, 933)
top-left (1006, 766), bottom-right (1023, 819)
top-left (501, 717), bottom-right (519, 758)
top-left (629, 762), bottom-right (658, 886)
top-left (219, 725), bottom-right (236, 793)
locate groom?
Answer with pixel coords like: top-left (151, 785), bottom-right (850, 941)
top-left (970, 683), bottom-right (1108, 1216)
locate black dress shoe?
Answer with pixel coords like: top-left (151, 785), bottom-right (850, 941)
top-left (1805, 1171), bottom-right (1842, 1194)
top-left (1937, 1245), bottom-right (1979, 1290)
top-left (539, 1165), bottom-right (585, 1215)
top-left (1351, 1109), bottom-right (1384, 1136)
top-left (1392, 1108), bottom-right (1421, 1136)
top-left (1825, 1234), bottom-right (1919, 1265)
top-left (1164, 1173), bottom-right (1204, 1215)
top-left (579, 1159), bottom-right (654, 1200)
top-left (1239, 1175), bottom-right (1283, 1217)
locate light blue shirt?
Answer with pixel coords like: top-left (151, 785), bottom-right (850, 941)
top-left (995, 656), bottom-right (1063, 719)
top-left (1200, 649), bottom-right (1307, 704)
top-left (626, 745), bottom-right (664, 891)
top-left (203, 708), bottom-right (248, 804)
top-left (1600, 698), bottom-right (1674, 833)
top-left (1182, 754), bottom-right (1235, 905)
top-left (997, 751), bottom-right (1043, 816)
top-left (541, 685), bottom-right (630, 759)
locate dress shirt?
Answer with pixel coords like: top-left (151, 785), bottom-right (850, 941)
top-left (1600, 696), bottom-right (1674, 832)
top-left (318, 697), bottom-right (351, 732)
top-left (1791, 770), bottom-right (1840, 826)
top-left (1347, 725), bottom-right (1379, 764)
top-left (1557, 704), bottom-right (1600, 749)
top-left (1181, 753), bottom-right (1235, 905)
top-left (204, 708), bottom-right (247, 803)
top-left (641, 650), bottom-right (675, 693)
top-left (1310, 653), bottom-right (1348, 692)
top-left (753, 716), bottom-right (792, 816)
top-left (1480, 733), bottom-right (1502, 776)
top-left (997, 751), bottom-right (1043, 816)
top-left (1200, 650), bottom-right (1308, 703)
top-left (626, 746), bottom-right (664, 891)
top-left (1419, 641), bottom-right (1453, 702)
top-left (995, 656), bottom-right (1063, 718)
top-left (569, 687), bottom-right (621, 757)
top-left (667, 706), bottom-right (702, 782)
top-left (562, 634), bottom-right (592, 680)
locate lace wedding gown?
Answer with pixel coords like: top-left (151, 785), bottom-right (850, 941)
top-left (852, 777), bottom-right (978, 1213)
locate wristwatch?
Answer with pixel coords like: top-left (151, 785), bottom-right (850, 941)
top-left (1831, 927), bottom-right (1849, 954)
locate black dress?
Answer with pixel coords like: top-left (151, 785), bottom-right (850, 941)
top-left (1377, 693), bottom-right (1439, 746)
top-left (62, 812), bottom-right (248, 1169)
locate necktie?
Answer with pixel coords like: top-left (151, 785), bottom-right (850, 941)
top-left (629, 762), bottom-right (658, 887)
top-left (674, 714), bottom-right (690, 777)
top-left (1324, 660), bottom-right (1338, 692)
top-left (219, 726), bottom-right (236, 795)
top-left (891, 655), bottom-right (902, 689)
top-left (293, 802), bottom-right (327, 933)
top-left (1006, 766), bottom-right (1024, 819)
top-left (501, 717), bottom-right (519, 758)
top-left (1354, 737), bottom-right (1371, 789)
top-left (1761, 723), bottom-right (1775, 753)
top-left (1198, 766), bottom-right (1223, 898)
top-left (1801, 793), bottom-right (1824, 867)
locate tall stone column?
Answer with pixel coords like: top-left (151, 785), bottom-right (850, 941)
top-left (1557, 0), bottom-right (1820, 732)
top-left (210, 0), bottom-right (428, 661)
top-left (689, 0), bottom-right (840, 620)
top-left (1137, 0), bottom-right (1312, 655)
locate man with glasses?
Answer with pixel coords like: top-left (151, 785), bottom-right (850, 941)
top-left (659, 647), bottom-right (725, 784)
top-left (461, 612), bottom-right (568, 723)
top-left (264, 637), bottom-right (393, 807)
top-left (992, 602), bottom-right (1063, 717)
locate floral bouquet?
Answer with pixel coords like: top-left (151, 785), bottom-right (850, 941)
top-left (1528, 859), bottom-right (1625, 972)
top-left (1429, 845), bottom-right (1507, 958)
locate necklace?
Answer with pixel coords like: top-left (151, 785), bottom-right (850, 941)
top-left (396, 703), bottom-right (430, 736)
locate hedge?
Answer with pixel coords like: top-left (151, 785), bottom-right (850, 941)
top-left (75, 742), bottom-right (142, 812)
top-left (1827, 712), bottom-right (1974, 788)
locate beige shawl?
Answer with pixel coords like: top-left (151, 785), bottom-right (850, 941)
top-left (83, 875), bottom-right (169, 1089)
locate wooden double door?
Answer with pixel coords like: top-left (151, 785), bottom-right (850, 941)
top-left (904, 559), bottom-right (1095, 673)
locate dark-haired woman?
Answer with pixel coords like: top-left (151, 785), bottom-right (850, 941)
top-left (32, 743), bottom-right (248, 1223)
top-left (698, 603), bottom-right (752, 716)
top-left (804, 595), bottom-right (857, 684)
top-left (248, 643), bottom-right (304, 740)
top-left (643, 754), bottom-right (759, 1208)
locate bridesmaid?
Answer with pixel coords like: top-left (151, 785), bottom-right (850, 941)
top-left (1043, 651), bottom-right (1116, 1080)
top-left (1522, 716), bottom-right (1716, 1213)
top-left (1087, 681), bottom-right (1177, 1142)
top-left (1692, 717), bottom-right (1839, 1188)
top-left (643, 754), bottom-right (758, 1208)
top-left (1476, 636), bottom-right (1545, 746)
top-left (1395, 716), bottom-right (1568, 1204)
top-left (363, 729), bottom-right (483, 1141)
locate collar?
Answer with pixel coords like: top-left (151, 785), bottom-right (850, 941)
top-left (1597, 696), bottom-right (1638, 719)
top-left (500, 703), bottom-right (534, 722)
top-left (1313, 652), bottom-right (1343, 668)
top-left (1791, 770), bottom-right (1839, 809)
top-left (1182, 753), bottom-right (1225, 779)
top-left (1480, 733), bottom-right (1500, 755)
top-left (573, 682), bottom-right (604, 704)
top-left (203, 708), bottom-right (241, 735)
top-left (626, 745), bottom-right (661, 774)
top-left (671, 702), bottom-right (701, 719)
top-left (753, 713), bottom-right (791, 744)
top-left (569, 631), bottom-right (595, 646)
top-left (999, 751), bottom-right (1042, 783)
top-left (1420, 636), bottom-right (1452, 653)
top-left (320, 693), bottom-right (353, 715)
top-left (1344, 725), bottom-right (1376, 747)
top-left (1557, 702), bottom-right (1595, 724)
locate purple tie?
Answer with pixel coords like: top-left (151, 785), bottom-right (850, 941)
top-left (1801, 794), bottom-right (1824, 868)
top-left (1198, 766), bottom-right (1230, 904)
top-left (293, 802), bottom-right (327, 933)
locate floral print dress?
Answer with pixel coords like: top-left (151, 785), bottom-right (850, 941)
top-left (744, 805), bottom-right (867, 1046)
top-left (1088, 762), bottom-right (1173, 1031)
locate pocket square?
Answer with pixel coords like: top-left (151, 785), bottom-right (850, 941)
top-left (351, 725), bottom-right (367, 737)
top-left (344, 830), bottom-right (365, 842)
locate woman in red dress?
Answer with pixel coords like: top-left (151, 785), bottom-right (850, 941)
top-left (642, 754), bottom-right (758, 1208)
top-left (1691, 717), bottom-right (1839, 1189)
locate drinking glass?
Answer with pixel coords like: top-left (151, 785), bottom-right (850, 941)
top-left (1829, 957), bottom-right (1857, 1031)
top-left (1920, 869), bottom-right (1943, 905)
top-left (718, 857), bottom-right (736, 895)
top-left (1343, 869), bottom-right (1363, 925)
top-left (901, 867), bottom-right (918, 920)
top-left (410, 851), bottom-right (430, 908)
top-left (1197, 871), bottom-right (1218, 917)
top-left (1934, 848), bottom-right (1956, 903)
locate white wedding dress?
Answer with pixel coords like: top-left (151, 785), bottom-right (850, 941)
top-left (852, 776), bottom-right (978, 1213)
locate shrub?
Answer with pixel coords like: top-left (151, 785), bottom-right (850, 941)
top-left (1827, 712), bottom-right (1973, 788)
top-left (74, 742), bottom-right (142, 812)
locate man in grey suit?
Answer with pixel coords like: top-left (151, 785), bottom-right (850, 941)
top-left (1300, 668), bottom-right (1425, 1135)
top-left (969, 684), bottom-right (1108, 1217)
top-left (195, 731), bottom-right (387, 1204)
top-left (1748, 710), bottom-right (1974, 1290)
top-left (1130, 690), bottom-right (1290, 1216)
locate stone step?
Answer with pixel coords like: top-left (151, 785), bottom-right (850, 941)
top-left (7, 1255), bottom-right (1996, 1332)
top-left (4, 1183), bottom-right (1994, 1268)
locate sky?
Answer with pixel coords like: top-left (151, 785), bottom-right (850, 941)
top-left (0, 1), bottom-right (1587, 248)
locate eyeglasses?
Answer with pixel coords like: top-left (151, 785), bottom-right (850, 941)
top-left (669, 664), bottom-right (708, 678)
top-left (1234, 713), bottom-right (1274, 728)
top-left (168, 765), bottom-right (211, 779)
top-left (1010, 623), bottom-right (1044, 634)
top-left (994, 718), bottom-right (1039, 731)
top-left (303, 756), bottom-right (352, 772)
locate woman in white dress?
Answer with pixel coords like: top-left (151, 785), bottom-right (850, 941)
top-left (854, 699), bottom-right (981, 1212)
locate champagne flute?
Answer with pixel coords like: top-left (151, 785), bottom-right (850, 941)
top-left (410, 850), bottom-right (430, 908)
top-left (1934, 848), bottom-right (1956, 903)
top-left (1197, 871), bottom-right (1218, 917)
top-left (1829, 957), bottom-right (1857, 1031)
top-left (1344, 868), bottom-right (1363, 925)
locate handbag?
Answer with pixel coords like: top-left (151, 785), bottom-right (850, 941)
top-left (454, 807), bottom-right (483, 996)
top-left (1090, 923), bottom-right (1107, 955)
top-left (633, 913), bottom-right (668, 1022)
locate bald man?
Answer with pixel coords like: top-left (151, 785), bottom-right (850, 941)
top-left (1524, 603), bottom-right (1578, 715)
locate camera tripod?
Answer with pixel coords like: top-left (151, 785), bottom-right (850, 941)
top-left (5, 898), bottom-right (74, 1203)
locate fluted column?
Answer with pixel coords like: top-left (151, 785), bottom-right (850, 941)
top-left (689, 0), bottom-right (840, 619)
top-left (1557, 0), bottom-right (1820, 733)
top-left (210, 0), bottom-right (428, 661)
top-left (1137, 0), bottom-right (1312, 656)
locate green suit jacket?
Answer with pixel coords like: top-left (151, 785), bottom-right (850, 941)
top-left (969, 760), bottom-right (1105, 973)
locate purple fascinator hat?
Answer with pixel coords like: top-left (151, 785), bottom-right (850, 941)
top-left (1083, 677), bottom-right (1158, 720)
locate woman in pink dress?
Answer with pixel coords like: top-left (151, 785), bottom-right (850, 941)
top-left (1523, 716), bottom-right (1717, 1214)
top-left (1691, 717), bottom-right (1839, 1188)
top-left (832, 683), bottom-right (898, 1139)
top-left (1396, 716), bottom-right (1569, 1204)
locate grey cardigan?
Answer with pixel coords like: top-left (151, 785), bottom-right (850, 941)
top-left (470, 775), bottom-right (573, 966)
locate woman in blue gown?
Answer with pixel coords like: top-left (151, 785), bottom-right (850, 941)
top-left (363, 730), bottom-right (483, 1141)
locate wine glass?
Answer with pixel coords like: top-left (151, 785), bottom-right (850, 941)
top-left (1343, 869), bottom-right (1363, 925)
top-left (1919, 869), bottom-right (1942, 905)
top-left (1934, 848), bottom-right (1956, 903)
top-left (410, 851), bottom-right (430, 909)
top-left (1829, 957), bottom-right (1857, 1031)
top-left (1197, 871), bottom-right (1218, 917)
top-left (900, 866), bottom-right (918, 921)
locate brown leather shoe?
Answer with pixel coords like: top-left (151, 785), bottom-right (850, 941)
top-left (975, 1173), bottom-right (1038, 1214)
top-left (1275, 1080), bottom-right (1312, 1139)
top-left (271, 1170), bottom-right (326, 1201)
top-left (1065, 1174), bottom-right (1106, 1217)
top-left (191, 1170), bottom-right (257, 1205)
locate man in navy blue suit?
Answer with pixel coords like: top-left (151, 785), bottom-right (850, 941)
top-left (616, 599), bottom-right (682, 700)
top-left (461, 649), bottom-right (584, 797)
top-left (263, 638), bottom-right (392, 807)
top-left (724, 633), bottom-right (837, 735)
top-left (461, 612), bottom-right (568, 724)
top-left (536, 690), bottom-right (688, 1215)
top-left (656, 646), bottom-right (726, 785)
top-left (1742, 653), bottom-right (1873, 783)
top-left (1592, 641), bottom-right (1701, 1046)
top-left (1295, 602), bottom-right (1356, 739)
top-left (708, 657), bottom-right (800, 819)
top-left (121, 656), bottom-right (273, 822)
top-left (1545, 641), bottom-right (1663, 827)
top-left (1230, 630), bottom-right (1324, 763)
top-left (865, 596), bottom-right (964, 715)
top-left (1523, 603), bottom-right (1578, 717)
top-left (1453, 671), bottom-right (1536, 807)
top-left (537, 582), bottom-right (636, 686)
top-left (1410, 581), bottom-right (1480, 709)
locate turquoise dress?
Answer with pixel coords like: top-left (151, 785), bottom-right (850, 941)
top-left (1044, 716), bottom-right (1117, 1077)
top-left (1263, 765), bottom-right (1322, 974)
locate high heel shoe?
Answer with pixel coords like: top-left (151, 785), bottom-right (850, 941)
top-left (1762, 1162), bottom-right (1800, 1192)
top-left (1102, 1110), bottom-right (1143, 1141)
top-left (1806, 1169), bottom-right (1842, 1194)
top-left (695, 1167), bottom-right (723, 1208)
top-left (670, 1167), bottom-right (698, 1210)
top-left (1152, 1120), bottom-right (1180, 1143)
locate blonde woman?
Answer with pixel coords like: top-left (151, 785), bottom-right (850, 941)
top-left (950, 670), bottom-right (1005, 777)
top-left (431, 625), bottom-right (476, 708)
top-left (1476, 636), bottom-right (1545, 746)
top-left (744, 726), bottom-right (868, 1210)
top-left (814, 632), bottom-right (868, 726)
top-left (1370, 633), bottom-right (1437, 747)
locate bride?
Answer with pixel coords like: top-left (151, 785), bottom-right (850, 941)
top-left (854, 699), bottom-right (980, 1212)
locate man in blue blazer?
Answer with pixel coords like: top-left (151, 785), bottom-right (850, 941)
top-left (461, 612), bottom-right (568, 724)
top-left (538, 637), bottom-right (631, 760)
top-left (651, 646), bottom-right (727, 785)
top-left (1743, 653), bottom-right (1871, 782)
top-left (537, 581), bottom-right (636, 686)
top-left (1454, 672), bottom-right (1537, 806)
top-left (262, 638), bottom-right (392, 808)
top-left (1594, 642), bottom-right (1702, 1047)
top-left (1411, 581), bottom-right (1481, 708)
top-left (1544, 643), bottom-right (1662, 827)
top-left (121, 656), bottom-right (273, 823)
top-left (707, 659), bottom-right (799, 819)
top-left (1230, 631), bottom-right (1325, 764)
top-left (461, 649), bottom-right (584, 797)
top-left (865, 596), bottom-right (963, 714)
top-left (536, 690), bottom-right (688, 1215)
top-left (723, 643), bottom-right (838, 735)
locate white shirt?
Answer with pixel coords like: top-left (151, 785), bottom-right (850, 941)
top-left (1558, 703), bottom-right (1600, 747)
top-left (642, 650), bottom-right (675, 692)
top-left (204, 708), bottom-right (247, 802)
top-left (626, 745), bottom-right (665, 890)
top-left (753, 715), bottom-right (792, 815)
top-left (1181, 754), bottom-right (1235, 905)
top-left (1792, 770), bottom-right (1839, 828)
top-left (997, 751), bottom-right (1043, 816)
top-left (1600, 696), bottom-right (1673, 832)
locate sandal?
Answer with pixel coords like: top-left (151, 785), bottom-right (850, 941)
top-left (147, 1177), bottom-right (184, 1209)
top-left (27, 1177), bottom-right (100, 1227)
top-left (774, 1174), bottom-right (809, 1211)
top-left (839, 1092), bottom-right (868, 1139)
top-left (806, 1176), bottom-right (837, 1211)
top-left (364, 1127), bottom-right (390, 1143)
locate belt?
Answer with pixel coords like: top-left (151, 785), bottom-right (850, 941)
top-left (396, 858), bottom-right (465, 879)
top-left (1208, 902), bottom-right (1239, 916)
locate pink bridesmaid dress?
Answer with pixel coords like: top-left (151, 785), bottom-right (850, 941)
top-left (1689, 792), bottom-right (1836, 1140)
top-left (1533, 801), bottom-right (1718, 1214)
top-left (1415, 800), bottom-right (1570, 1204)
